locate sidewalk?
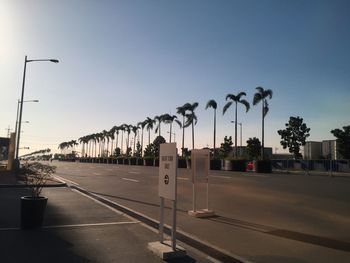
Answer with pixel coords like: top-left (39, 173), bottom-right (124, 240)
top-left (0, 186), bottom-right (215, 263)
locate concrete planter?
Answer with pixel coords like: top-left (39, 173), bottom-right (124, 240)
top-left (21, 196), bottom-right (48, 229)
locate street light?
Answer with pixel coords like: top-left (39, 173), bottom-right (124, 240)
top-left (231, 121), bottom-right (243, 156)
top-left (15, 56), bottom-right (59, 166)
top-left (167, 131), bottom-right (176, 143)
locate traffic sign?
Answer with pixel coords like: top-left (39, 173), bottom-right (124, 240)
top-left (159, 143), bottom-right (177, 200)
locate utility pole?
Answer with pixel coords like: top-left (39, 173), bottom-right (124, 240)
top-left (5, 126), bottom-right (12, 138)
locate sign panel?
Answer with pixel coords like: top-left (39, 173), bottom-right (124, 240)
top-left (191, 149), bottom-right (210, 183)
top-left (159, 143), bottom-right (177, 200)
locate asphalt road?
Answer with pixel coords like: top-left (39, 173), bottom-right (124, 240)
top-left (52, 161), bottom-right (350, 263)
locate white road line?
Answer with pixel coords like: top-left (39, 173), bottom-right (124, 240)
top-left (128, 171), bottom-right (140, 174)
top-left (178, 177), bottom-right (189, 180)
top-left (0, 222), bottom-right (140, 232)
top-left (54, 175), bottom-right (79, 186)
top-left (122, 178), bottom-right (139, 183)
top-left (210, 175), bottom-right (231, 179)
top-left (43, 221), bottom-right (140, 229)
top-left (93, 172), bottom-right (102, 176)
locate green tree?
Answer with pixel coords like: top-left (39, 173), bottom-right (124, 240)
top-left (219, 136), bottom-right (233, 159)
top-left (278, 116), bottom-right (310, 159)
top-left (206, 99), bottom-right (218, 158)
top-left (153, 135), bottom-right (166, 157)
top-left (246, 137), bottom-right (261, 160)
top-left (223, 92), bottom-right (250, 157)
top-left (253, 86), bottom-right (273, 159)
top-left (331, 126), bottom-right (350, 159)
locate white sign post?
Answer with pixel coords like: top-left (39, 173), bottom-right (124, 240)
top-left (188, 149), bottom-right (215, 218)
top-left (148, 143), bottom-right (186, 260)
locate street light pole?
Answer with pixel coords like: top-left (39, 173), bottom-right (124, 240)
top-left (14, 56), bottom-right (58, 167)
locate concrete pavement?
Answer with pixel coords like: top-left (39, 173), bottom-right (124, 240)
top-left (0, 184), bottom-right (218, 263)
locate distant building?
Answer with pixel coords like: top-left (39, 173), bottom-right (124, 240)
top-left (0, 137), bottom-right (10, 161)
top-left (304, 140), bottom-right (342, 160)
top-left (322, 140), bottom-right (342, 159)
top-left (304, 141), bottom-right (322, 159)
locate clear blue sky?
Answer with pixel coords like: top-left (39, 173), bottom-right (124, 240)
top-left (1, 0), bottom-right (349, 156)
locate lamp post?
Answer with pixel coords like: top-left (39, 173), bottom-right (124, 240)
top-left (167, 131), bottom-right (176, 143)
top-left (231, 121), bottom-right (242, 156)
top-left (15, 56), bottom-right (58, 167)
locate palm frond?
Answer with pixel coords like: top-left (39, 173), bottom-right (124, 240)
top-left (253, 93), bottom-right (262, 105)
top-left (264, 89), bottom-right (273, 99)
top-left (222, 101), bottom-right (232, 115)
top-left (239, 99), bottom-right (250, 112)
top-left (205, 99), bottom-right (217, 109)
top-left (255, 86), bottom-right (264, 94)
top-left (225, 94), bottom-right (235, 101)
top-left (237, 92), bottom-right (247, 99)
top-left (175, 119), bottom-right (182, 128)
top-left (263, 100), bottom-right (269, 117)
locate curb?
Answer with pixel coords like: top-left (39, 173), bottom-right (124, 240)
top-left (0, 183), bottom-right (67, 188)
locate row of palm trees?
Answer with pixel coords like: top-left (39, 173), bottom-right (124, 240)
top-left (59, 87), bottom-right (273, 159)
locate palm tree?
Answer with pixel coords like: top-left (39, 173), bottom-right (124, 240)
top-left (120, 124), bottom-right (127, 154)
top-left (177, 103), bottom-right (192, 156)
top-left (124, 124), bottom-right (132, 156)
top-left (205, 99), bottom-right (218, 158)
top-left (115, 125), bottom-right (122, 153)
top-left (145, 117), bottom-right (156, 146)
top-left (109, 126), bottom-right (116, 157)
top-left (163, 114), bottom-right (181, 143)
top-left (223, 92), bottom-right (250, 157)
top-left (132, 125), bottom-right (139, 156)
top-left (154, 114), bottom-right (167, 137)
top-left (253, 86), bottom-right (273, 159)
top-left (184, 102), bottom-right (199, 150)
top-left (137, 120), bottom-right (147, 156)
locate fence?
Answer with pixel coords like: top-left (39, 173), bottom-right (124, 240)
top-left (272, 159), bottom-right (350, 173)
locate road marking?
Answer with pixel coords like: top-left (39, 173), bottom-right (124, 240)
top-left (93, 172), bottom-right (102, 176)
top-left (43, 221), bottom-right (140, 229)
top-left (54, 175), bottom-right (79, 186)
top-left (210, 175), bottom-right (231, 179)
top-left (122, 178), bottom-right (139, 183)
top-left (0, 221), bottom-right (140, 232)
top-left (128, 171), bottom-right (140, 174)
top-left (178, 177), bottom-right (189, 180)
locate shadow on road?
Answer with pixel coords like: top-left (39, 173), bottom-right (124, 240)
top-left (90, 191), bottom-right (189, 213)
top-left (209, 215), bottom-right (350, 252)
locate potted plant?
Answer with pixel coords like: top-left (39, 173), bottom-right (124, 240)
top-left (20, 162), bottom-right (56, 229)
top-left (210, 158), bottom-right (222, 170)
top-left (231, 158), bottom-right (247, 172)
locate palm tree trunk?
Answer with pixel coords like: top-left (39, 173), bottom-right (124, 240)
top-left (214, 109), bottom-right (216, 158)
top-left (121, 132), bottom-right (124, 154)
top-left (133, 134), bottom-right (136, 156)
top-left (169, 123), bottom-right (172, 143)
top-left (148, 129), bottom-right (151, 146)
top-left (235, 102), bottom-right (238, 157)
top-left (110, 138), bottom-right (114, 157)
top-left (262, 100), bottom-right (265, 159)
top-left (182, 116), bottom-right (185, 156)
top-left (192, 122), bottom-right (195, 149)
top-left (116, 133), bottom-right (119, 151)
top-left (141, 128), bottom-right (144, 157)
